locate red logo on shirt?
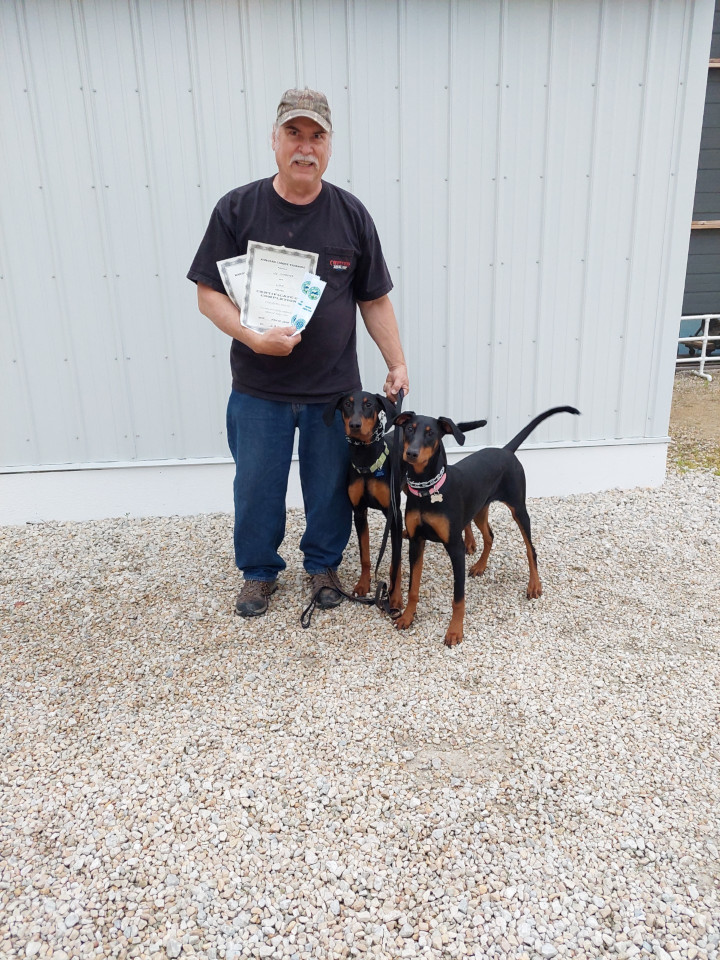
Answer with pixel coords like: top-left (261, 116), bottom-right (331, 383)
top-left (330, 259), bottom-right (351, 271)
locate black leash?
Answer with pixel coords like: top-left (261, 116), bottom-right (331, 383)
top-left (300, 576), bottom-right (393, 629)
top-left (372, 387), bottom-right (404, 612)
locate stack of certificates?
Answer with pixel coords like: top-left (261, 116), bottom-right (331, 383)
top-left (218, 241), bottom-right (326, 334)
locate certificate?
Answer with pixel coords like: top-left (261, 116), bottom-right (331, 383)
top-left (217, 255), bottom-right (248, 309)
top-left (241, 242), bottom-right (318, 333)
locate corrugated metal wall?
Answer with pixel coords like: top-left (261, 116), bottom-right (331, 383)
top-left (0, 0), bottom-right (713, 471)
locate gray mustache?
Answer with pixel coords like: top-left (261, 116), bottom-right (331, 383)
top-left (291, 154), bottom-right (319, 167)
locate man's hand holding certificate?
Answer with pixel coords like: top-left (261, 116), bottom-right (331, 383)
top-left (217, 242), bottom-right (326, 336)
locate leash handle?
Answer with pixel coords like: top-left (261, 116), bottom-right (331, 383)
top-left (300, 572), bottom-right (378, 629)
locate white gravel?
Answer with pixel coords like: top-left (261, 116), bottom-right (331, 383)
top-left (1, 468), bottom-right (719, 960)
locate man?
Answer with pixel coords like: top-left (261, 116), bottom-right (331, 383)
top-left (187, 88), bottom-right (408, 617)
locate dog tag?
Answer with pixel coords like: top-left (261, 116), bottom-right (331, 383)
top-left (430, 493), bottom-right (444, 503)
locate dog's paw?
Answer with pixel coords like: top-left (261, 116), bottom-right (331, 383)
top-left (395, 612), bottom-right (414, 630)
top-left (526, 578), bottom-right (542, 599)
top-left (469, 561), bottom-right (487, 578)
top-left (353, 580), bottom-right (370, 598)
top-left (444, 630), bottom-right (463, 647)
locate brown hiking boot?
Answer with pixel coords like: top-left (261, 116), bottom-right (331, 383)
top-left (308, 569), bottom-right (345, 610)
top-left (234, 579), bottom-right (277, 617)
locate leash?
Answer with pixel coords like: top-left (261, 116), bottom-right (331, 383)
top-left (373, 387), bottom-right (404, 599)
top-left (300, 576), bottom-right (394, 629)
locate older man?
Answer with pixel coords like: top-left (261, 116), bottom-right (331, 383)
top-left (188, 88), bottom-right (408, 617)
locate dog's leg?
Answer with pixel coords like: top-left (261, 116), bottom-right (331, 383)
top-left (388, 540), bottom-right (403, 610)
top-left (463, 523), bottom-right (476, 554)
top-left (508, 503), bottom-right (542, 598)
top-left (353, 506), bottom-right (371, 596)
top-left (445, 540), bottom-right (467, 646)
top-left (469, 506), bottom-right (494, 577)
top-left (395, 537), bottom-right (425, 630)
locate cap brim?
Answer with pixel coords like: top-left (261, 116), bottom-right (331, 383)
top-left (276, 109), bottom-right (331, 133)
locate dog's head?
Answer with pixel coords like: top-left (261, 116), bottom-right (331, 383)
top-left (323, 391), bottom-right (395, 441)
top-left (391, 412), bottom-right (467, 473)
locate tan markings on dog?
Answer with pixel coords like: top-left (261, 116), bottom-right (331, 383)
top-left (405, 508), bottom-right (421, 538)
top-left (421, 512), bottom-right (450, 543)
top-left (509, 505), bottom-right (542, 598)
top-left (354, 522), bottom-right (371, 597)
top-left (404, 445), bottom-right (438, 473)
top-left (395, 540), bottom-right (425, 630)
top-left (463, 523), bottom-right (477, 554)
top-left (346, 424), bottom-right (377, 443)
top-left (469, 505), bottom-right (493, 577)
top-left (444, 598), bottom-right (465, 646)
top-left (348, 476), bottom-right (365, 507)
top-left (368, 478), bottom-right (390, 509)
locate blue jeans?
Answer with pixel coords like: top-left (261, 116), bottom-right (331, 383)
top-left (226, 390), bottom-right (351, 581)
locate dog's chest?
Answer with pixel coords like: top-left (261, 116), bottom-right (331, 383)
top-left (349, 475), bottom-right (390, 510)
top-left (405, 506), bottom-right (451, 544)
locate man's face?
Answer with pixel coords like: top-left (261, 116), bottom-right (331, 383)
top-left (272, 116), bottom-right (331, 194)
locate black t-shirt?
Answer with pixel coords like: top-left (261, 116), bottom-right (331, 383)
top-left (187, 177), bottom-right (393, 403)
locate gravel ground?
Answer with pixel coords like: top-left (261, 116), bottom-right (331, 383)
top-left (1, 467), bottom-right (719, 960)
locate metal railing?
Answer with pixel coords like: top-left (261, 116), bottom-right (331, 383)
top-left (677, 314), bottom-right (720, 381)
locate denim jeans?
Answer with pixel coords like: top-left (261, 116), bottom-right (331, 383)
top-left (226, 390), bottom-right (351, 581)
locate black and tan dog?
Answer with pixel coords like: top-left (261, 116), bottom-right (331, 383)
top-left (324, 390), bottom-right (403, 608)
top-left (392, 405), bottom-right (580, 646)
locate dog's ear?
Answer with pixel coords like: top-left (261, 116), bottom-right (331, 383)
top-left (390, 411), bottom-right (414, 428)
top-left (322, 394), bottom-right (346, 426)
top-left (456, 419), bottom-right (488, 434)
top-left (438, 417), bottom-right (466, 446)
top-left (375, 393), bottom-right (397, 421)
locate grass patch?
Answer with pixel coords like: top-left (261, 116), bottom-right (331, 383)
top-left (667, 437), bottom-right (720, 475)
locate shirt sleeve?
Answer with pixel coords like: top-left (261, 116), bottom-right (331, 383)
top-left (186, 201), bottom-right (238, 294)
top-left (352, 208), bottom-right (394, 303)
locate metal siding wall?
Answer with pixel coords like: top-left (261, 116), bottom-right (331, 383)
top-left (346, 0), bottom-right (402, 391)
top-left (445, 1), bottom-right (502, 430)
top-left (619, 0), bottom-right (692, 440)
top-left (0, 0), bottom-right (713, 473)
top-left (495, 1), bottom-right (554, 444)
top-left (397, 1), bottom-right (452, 416)
top-left (534, 2), bottom-right (600, 443)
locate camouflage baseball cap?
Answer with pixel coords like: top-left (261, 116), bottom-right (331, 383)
top-left (276, 87), bottom-right (332, 133)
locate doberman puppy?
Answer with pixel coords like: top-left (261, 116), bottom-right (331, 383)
top-left (323, 390), bottom-right (403, 608)
top-left (392, 405), bottom-right (580, 646)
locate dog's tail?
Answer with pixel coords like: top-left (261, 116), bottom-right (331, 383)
top-left (504, 406), bottom-right (580, 453)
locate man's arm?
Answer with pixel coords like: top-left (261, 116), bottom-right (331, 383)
top-left (197, 283), bottom-right (301, 356)
top-left (358, 294), bottom-right (409, 401)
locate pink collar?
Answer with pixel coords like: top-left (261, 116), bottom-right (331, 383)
top-left (407, 470), bottom-right (447, 498)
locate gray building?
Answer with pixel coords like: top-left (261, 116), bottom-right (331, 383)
top-left (0, 0), bottom-right (715, 523)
